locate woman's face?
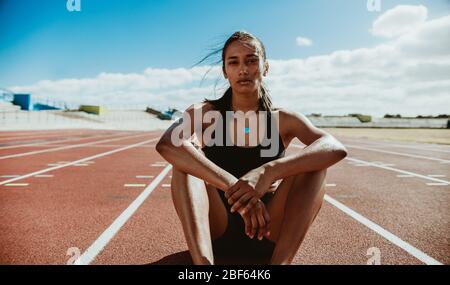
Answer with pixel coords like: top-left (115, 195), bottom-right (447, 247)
top-left (223, 40), bottom-right (267, 94)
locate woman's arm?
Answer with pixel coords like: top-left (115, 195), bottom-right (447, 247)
top-left (225, 109), bottom-right (348, 215)
top-left (156, 103), bottom-right (238, 191)
top-left (264, 110), bottom-right (348, 182)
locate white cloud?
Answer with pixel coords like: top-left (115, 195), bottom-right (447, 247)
top-left (296, 36), bottom-right (313, 47)
top-left (9, 6), bottom-right (450, 117)
top-left (371, 5), bottom-right (428, 38)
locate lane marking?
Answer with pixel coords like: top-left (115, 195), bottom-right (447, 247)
top-left (73, 164), bottom-right (89, 167)
top-left (0, 132), bottom-right (87, 142)
top-left (426, 183), bottom-right (448, 186)
top-left (124, 184), bottom-right (146, 187)
top-left (0, 137), bottom-right (160, 186)
top-left (369, 161), bottom-right (396, 167)
top-left (345, 157), bottom-right (450, 185)
top-left (0, 131), bottom-right (148, 150)
top-left (0, 175), bottom-right (20, 178)
top-left (397, 174), bottom-right (414, 178)
top-left (325, 183), bottom-right (336, 187)
top-left (427, 174), bottom-right (446, 178)
top-left (74, 165), bottom-right (172, 265)
top-left (34, 174), bottom-right (53, 178)
top-left (150, 164), bottom-right (166, 167)
top-left (292, 144), bottom-right (449, 185)
top-left (0, 133), bottom-right (152, 160)
top-left (4, 183), bottom-right (29, 187)
top-left (0, 130), bottom-right (78, 137)
top-left (161, 184), bottom-right (171, 188)
top-left (324, 195), bottom-right (443, 265)
top-left (135, 175), bottom-right (154, 179)
top-left (22, 144), bottom-right (155, 148)
top-left (0, 133), bottom-right (118, 150)
top-left (345, 144), bottom-right (450, 164)
top-left (348, 141), bottom-right (450, 154)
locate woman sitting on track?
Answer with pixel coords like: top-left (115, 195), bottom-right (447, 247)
top-left (156, 31), bottom-right (347, 265)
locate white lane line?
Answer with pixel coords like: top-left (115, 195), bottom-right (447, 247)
top-left (346, 157), bottom-right (450, 185)
top-left (0, 130), bottom-right (70, 137)
top-left (345, 144), bottom-right (450, 164)
top-left (150, 164), bottom-right (166, 167)
top-left (124, 184), bottom-right (146, 187)
top-left (4, 183), bottom-right (29, 187)
top-left (28, 144), bottom-right (155, 148)
top-left (0, 133), bottom-right (151, 160)
top-left (161, 184), bottom-right (171, 188)
top-left (427, 174), bottom-right (446, 178)
top-left (47, 163), bottom-right (63, 167)
top-left (292, 145), bottom-right (450, 185)
top-left (74, 164), bottom-right (172, 265)
top-left (0, 132), bottom-right (84, 142)
top-left (397, 174), bottom-right (414, 178)
top-left (0, 175), bottom-right (20, 178)
top-left (135, 175), bottom-right (154, 179)
top-left (0, 132), bottom-right (138, 150)
top-left (0, 137), bottom-right (160, 186)
top-left (73, 164), bottom-right (89, 167)
top-left (34, 174), bottom-right (53, 178)
top-left (324, 195), bottom-right (443, 265)
top-left (351, 141), bottom-right (450, 154)
top-left (426, 183), bottom-right (448, 186)
top-left (370, 161), bottom-right (396, 167)
top-left (325, 183), bottom-right (336, 187)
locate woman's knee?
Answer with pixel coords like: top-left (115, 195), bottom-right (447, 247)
top-left (171, 168), bottom-right (211, 200)
top-left (291, 169), bottom-right (327, 196)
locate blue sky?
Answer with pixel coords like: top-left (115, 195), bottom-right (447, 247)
top-left (1, 1), bottom-right (449, 116)
top-left (1, 0), bottom-right (448, 86)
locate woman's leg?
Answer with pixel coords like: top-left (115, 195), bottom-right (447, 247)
top-left (171, 167), bottom-right (228, 265)
top-left (265, 169), bottom-right (327, 265)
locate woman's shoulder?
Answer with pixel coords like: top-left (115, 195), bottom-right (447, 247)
top-left (270, 107), bottom-right (311, 146)
top-left (271, 107), bottom-right (304, 121)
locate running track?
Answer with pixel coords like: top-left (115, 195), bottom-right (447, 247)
top-left (0, 129), bottom-right (448, 265)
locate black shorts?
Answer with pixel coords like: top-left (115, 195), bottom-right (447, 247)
top-left (211, 190), bottom-right (276, 264)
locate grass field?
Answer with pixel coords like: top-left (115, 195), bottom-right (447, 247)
top-left (323, 128), bottom-right (450, 145)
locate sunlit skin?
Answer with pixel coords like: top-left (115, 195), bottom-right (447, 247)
top-left (221, 40), bottom-right (274, 238)
top-left (223, 40), bottom-right (268, 114)
top-left (156, 34), bottom-right (348, 265)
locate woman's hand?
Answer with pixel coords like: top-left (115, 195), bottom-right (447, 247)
top-left (225, 166), bottom-right (273, 215)
top-left (240, 199), bottom-right (271, 240)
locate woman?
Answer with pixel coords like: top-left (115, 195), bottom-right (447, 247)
top-left (156, 31), bottom-right (348, 265)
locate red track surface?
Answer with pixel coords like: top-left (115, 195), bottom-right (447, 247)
top-left (0, 129), bottom-right (448, 265)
